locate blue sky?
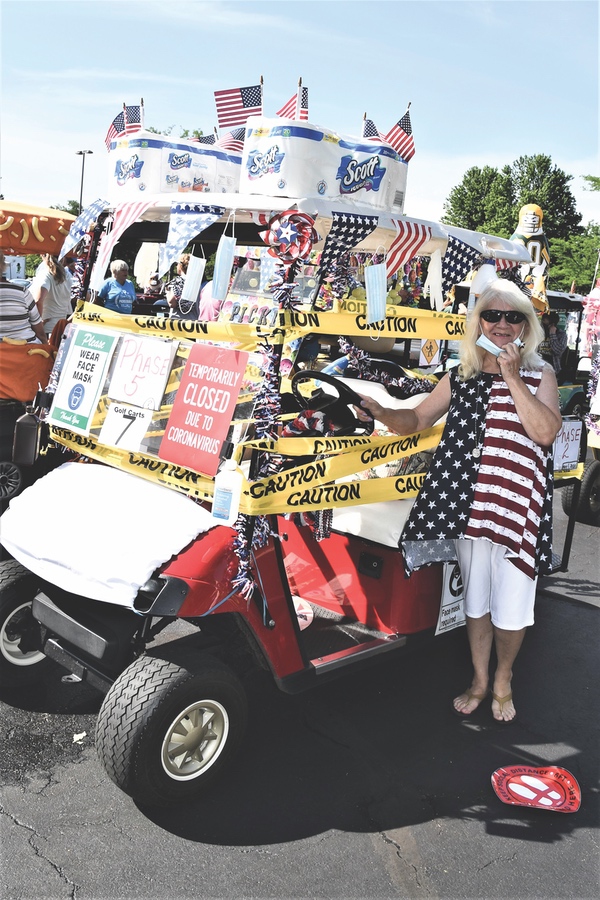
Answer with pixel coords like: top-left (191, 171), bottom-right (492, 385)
top-left (1, 0), bottom-right (598, 225)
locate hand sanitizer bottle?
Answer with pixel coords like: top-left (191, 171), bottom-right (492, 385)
top-left (211, 458), bottom-right (243, 525)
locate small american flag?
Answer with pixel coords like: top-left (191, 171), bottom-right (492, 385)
top-left (215, 127), bottom-right (246, 154)
top-left (214, 84), bottom-right (262, 128)
top-left (105, 111), bottom-right (125, 150)
top-left (123, 105), bottom-right (142, 135)
top-left (362, 117), bottom-right (383, 142)
top-left (385, 108), bottom-right (415, 161)
top-left (386, 220), bottom-right (432, 278)
top-left (194, 134), bottom-right (216, 145)
top-left (90, 201), bottom-right (154, 291)
top-left (276, 86), bottom-right (309, 120)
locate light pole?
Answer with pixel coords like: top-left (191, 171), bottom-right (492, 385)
top-left (76, 150), bottom-right (93, 214)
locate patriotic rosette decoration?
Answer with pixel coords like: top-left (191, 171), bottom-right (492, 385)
top-left (259, 210), bottom-right (319, 267)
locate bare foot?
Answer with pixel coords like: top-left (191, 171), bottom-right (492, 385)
top-left (453, 687), bottom-right (488, 716)
top-left (492, 691), bottom-right (516, 722)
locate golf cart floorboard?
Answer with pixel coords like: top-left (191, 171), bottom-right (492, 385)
top-left (299, 601), bottom-right (401, 662)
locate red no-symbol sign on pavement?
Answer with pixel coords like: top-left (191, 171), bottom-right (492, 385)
top-left (159, 344), bottom-right (248, 477)
top-left (491, 765), bottom-right (581, 813)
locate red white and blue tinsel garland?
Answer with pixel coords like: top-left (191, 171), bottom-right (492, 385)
top-left (585, 350), bottom-right (600, 441)
top-left (231, 339), bottom-right (283, 600)
top-left (337, 336), bottom-right (436, 398)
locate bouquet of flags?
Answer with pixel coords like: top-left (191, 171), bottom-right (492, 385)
top-left (104, 83), bottom-right (416, 166)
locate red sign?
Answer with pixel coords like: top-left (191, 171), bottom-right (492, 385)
top-left (491, 765), bottom-right (581, 813)
top-left (159, 344), bottom-right (248, 477)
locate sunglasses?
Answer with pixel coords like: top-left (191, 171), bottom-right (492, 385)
top-left (480, 309), bottom-right (527, 325)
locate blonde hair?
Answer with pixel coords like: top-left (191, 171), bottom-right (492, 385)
top-left (459, 280), bottom-right (544, 380)
top-left (110, 259), bottom-right (129, 277)
top-left (42, 253), bottom-right (67, 285)
top-left (178, 253), bottom-right (190, 274)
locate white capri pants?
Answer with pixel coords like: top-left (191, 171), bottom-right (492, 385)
top-left (455, 539), bottom-right (537, 630)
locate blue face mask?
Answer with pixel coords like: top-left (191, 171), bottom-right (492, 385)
top-left (365, 261), bottom-right (387, 324)
top-left (212, 235), bottom-right (237, 301)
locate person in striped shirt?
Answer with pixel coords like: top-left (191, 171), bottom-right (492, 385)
top-left (0, 250), bottom-right (47, 343)
top-left (356, 280), bottom-right (562, 724)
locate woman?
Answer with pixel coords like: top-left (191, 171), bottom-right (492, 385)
top-left (357, 280), bottom-right (562, 723)
top-left (98, 260), bottom-right (136, 314)
top-left (166, 254), bottom-right (199, 321)
top-left (30, 253), bottom-right (73, 337)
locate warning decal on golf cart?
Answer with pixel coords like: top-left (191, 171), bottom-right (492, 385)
top-left (159, 343), bottom-right (248, 477)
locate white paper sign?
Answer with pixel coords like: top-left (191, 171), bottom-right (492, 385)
top-left (108, 335), bottom-right (178, 410)
top-left (436, 561), bottom-right (465, 635)
top-left (554, 418), bottom-right (583, 473)
top-left (98, 402), bottom-right (154, 451)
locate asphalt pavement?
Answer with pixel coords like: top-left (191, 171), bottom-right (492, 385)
top-left (1, 493), bottom-right (598, 900)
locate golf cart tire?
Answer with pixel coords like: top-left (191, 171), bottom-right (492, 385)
top-left (0, 460), bottom-right (23, 502)
top-left (0, 559), bottom-right (52, 688)
top-left (95, 652), bottom-right (248, 807)
top-left (562, 459), bottom-right (600, 524)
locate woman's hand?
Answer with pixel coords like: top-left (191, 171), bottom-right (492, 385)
top-left (496, 341), bottom-right (522, 381)
top-left (353, 394), bottom-right (381, 423)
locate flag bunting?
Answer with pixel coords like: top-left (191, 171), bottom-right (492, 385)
top-left (386, 221), bottom-right (432, 278)
top-left (90, 201), bottom-right (154, 291)
top-left (318, 212), bottom-right (380, 276)
top-left (158, 203), bottom-right (225, 278)
top-left (59, 198), bottom-right (111, 260)
top-left (441, 235), bottom-right (483, 297)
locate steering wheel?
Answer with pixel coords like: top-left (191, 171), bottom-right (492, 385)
top-left (290, 370), bottom-right (374, 435)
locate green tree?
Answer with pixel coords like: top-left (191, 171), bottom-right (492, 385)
top-left (51, 200), bottom-right (81, 217)
top-left (549, 222), bottom-right (600, 293)
top-left (441, 165), bottom-right (514, 235)
top-left (442, 154), bottom-right (583, 240)
top-left (509, 154), bottom-right (582, 239)
top-left (147, 125), bottom-right (206, 140)
top-left (582, 175), bottom-right (600, 192)
top-left (26, 254), bottom-right (42, 278)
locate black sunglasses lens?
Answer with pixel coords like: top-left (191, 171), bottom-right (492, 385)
top-left (480, 310), bottom-right (526, 324)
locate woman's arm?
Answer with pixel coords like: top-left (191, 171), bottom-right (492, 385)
top-left (356, 373), bottom-right (452, 435)
top-left (32, 284), bottom-right (48, 317)
top-left (498, 345), bottom-right (562, 446)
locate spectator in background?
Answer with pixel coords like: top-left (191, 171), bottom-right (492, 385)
top-left (30, 253), bottom-right (73, 337)
top-left (98, 260), bottom-right (136, 314)
top-left (540, 311), bottom-right (568, 380)
top-left (0, 250), bottom-right (47, 343)
top-left (166, 254), bottom-right (201, 321)
top-left (63, 255), bottom-right (85, 305)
